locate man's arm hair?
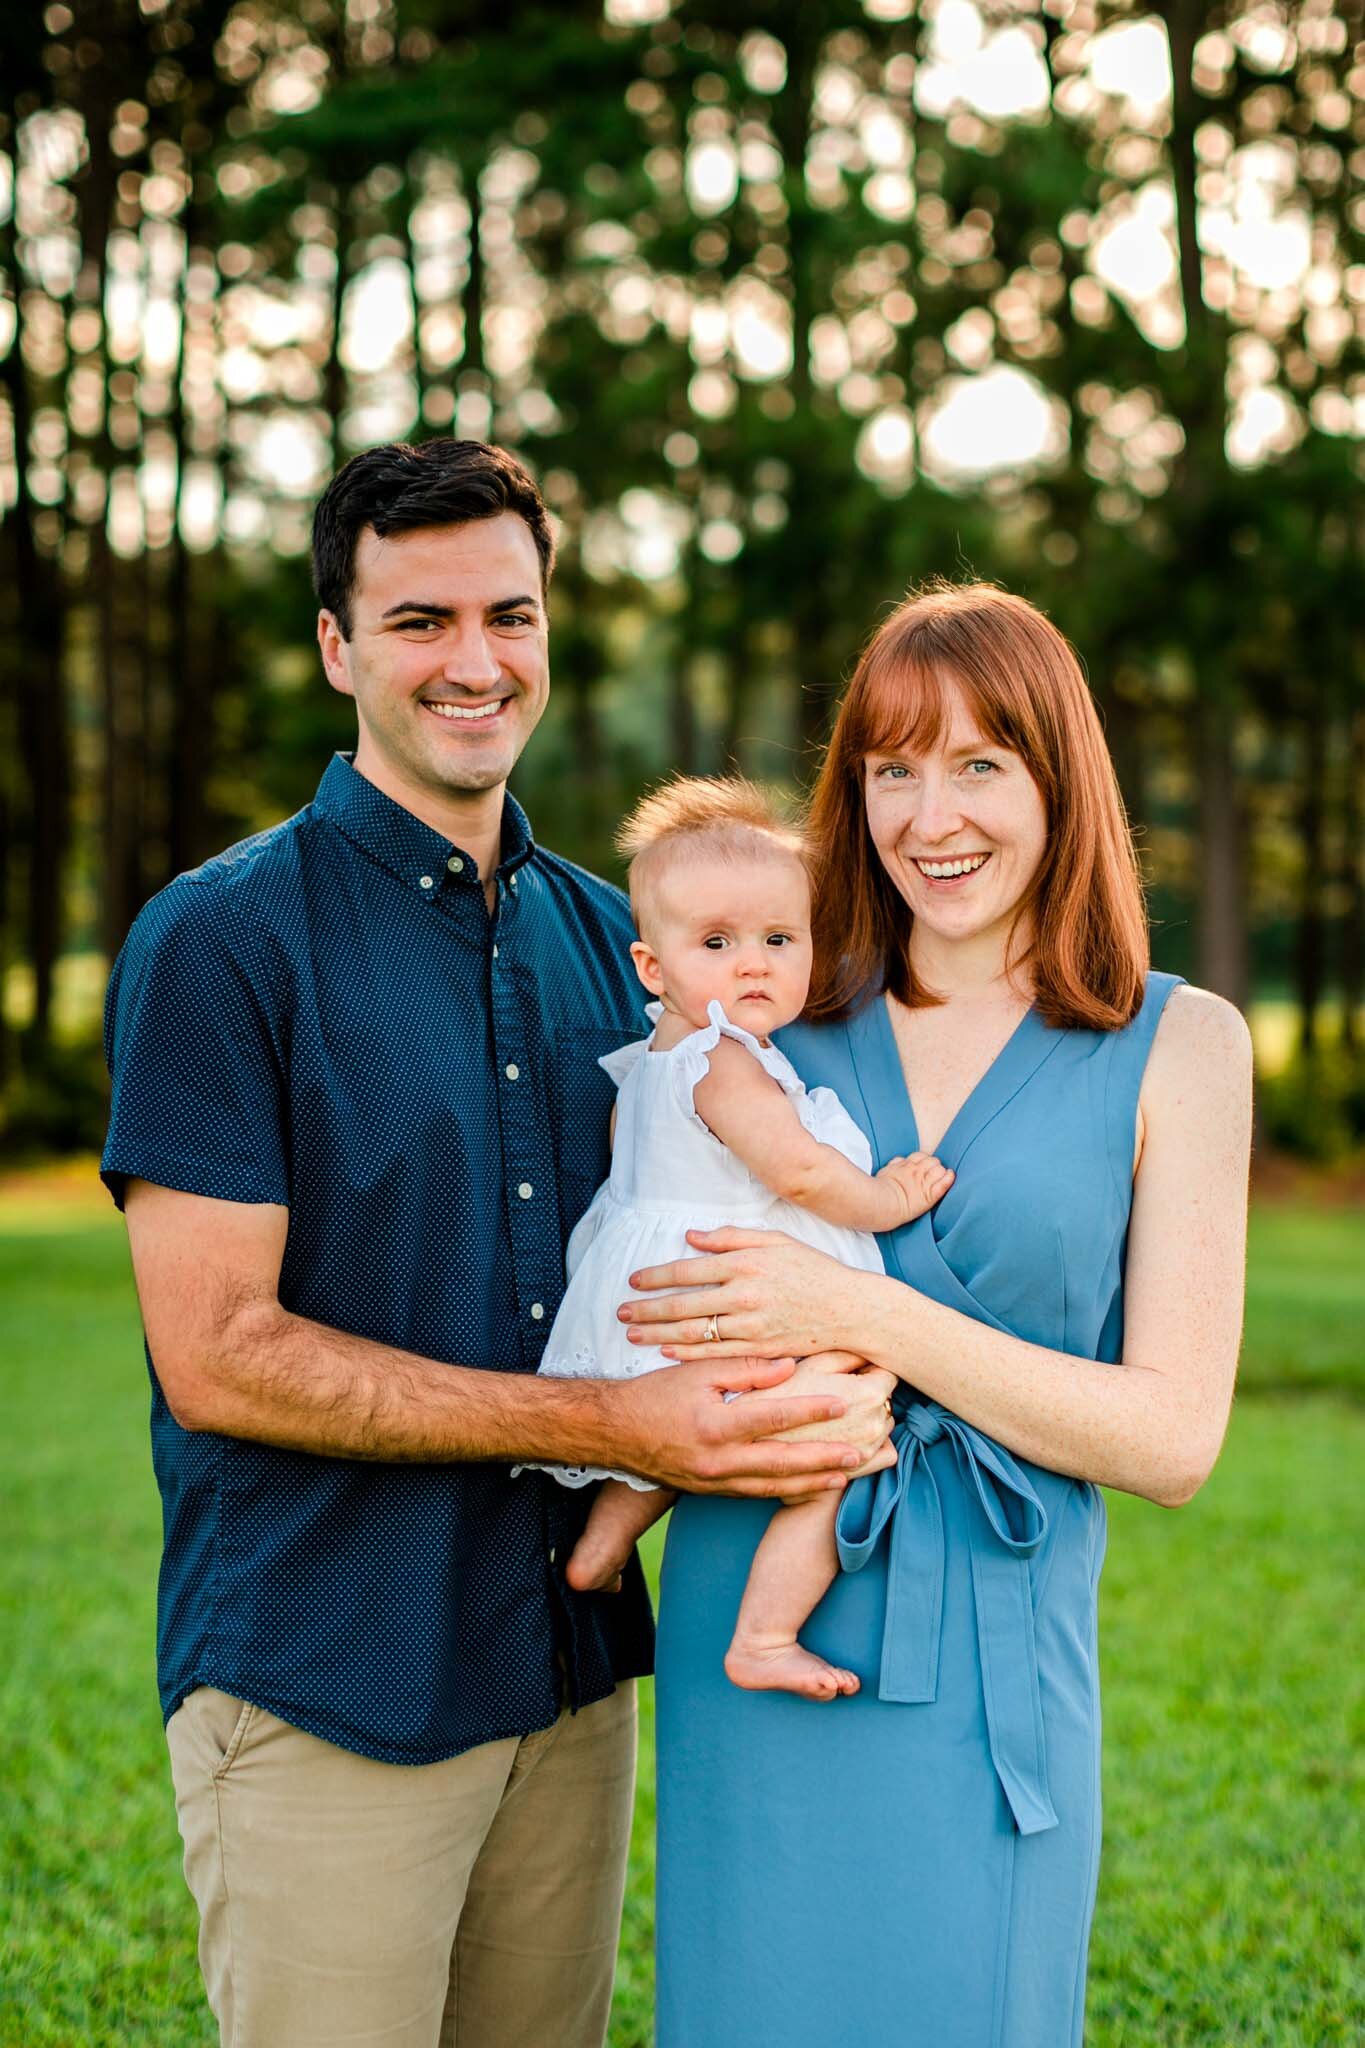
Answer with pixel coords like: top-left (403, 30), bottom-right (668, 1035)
top-left (126, 1180), bottom-right (620, 1465)
top-left (123, 1181), bottom-right (884, 1496)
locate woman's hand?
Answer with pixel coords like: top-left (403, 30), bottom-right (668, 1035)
top-left (620, 1228), bottom-right (881, 1361)
top-left (738, 1351), bottom-right (899, 1471)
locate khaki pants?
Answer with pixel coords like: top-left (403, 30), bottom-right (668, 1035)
top-left (166, 1682), bottom-right (638, 2048)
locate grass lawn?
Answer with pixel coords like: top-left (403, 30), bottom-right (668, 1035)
top-left (1, 1181), bottom-right (1361, 2046)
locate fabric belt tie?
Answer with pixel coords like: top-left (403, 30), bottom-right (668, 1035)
top-left (835, 1399), bottom-right (1059, 1837)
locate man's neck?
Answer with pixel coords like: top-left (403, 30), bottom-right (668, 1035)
top-left (350, 747), bottom-right (505, 886)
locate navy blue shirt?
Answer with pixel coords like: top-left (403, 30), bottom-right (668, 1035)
top-left (102, 753), bottom-right (654, 1763)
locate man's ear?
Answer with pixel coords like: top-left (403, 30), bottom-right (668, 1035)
top-left (629, 939), bottom-right (665, 997)
top-left (318, 611), bottom-right (354, 698)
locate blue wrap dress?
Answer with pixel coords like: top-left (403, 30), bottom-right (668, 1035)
top-left (654, 973), bottom-right (1181, 2048)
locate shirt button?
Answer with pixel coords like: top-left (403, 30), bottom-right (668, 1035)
top-left (509, 873), bottom-right (518, 889)
top-left (419, 875), bottom-right (434, 890)
top-left (505, 1063), bottom-right (519, 1081)
top-left (492, 945), bottom-right (499, 959)
top-left (447, 855), bottom-right (464, 874)
top-left (517, 1182), bottom-right (533, 1200)
top-left (530, 1302), bottom-right (544, 1320)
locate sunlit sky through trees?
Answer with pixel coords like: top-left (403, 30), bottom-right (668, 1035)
top-left (5, 0), bottom-right (1361, 577)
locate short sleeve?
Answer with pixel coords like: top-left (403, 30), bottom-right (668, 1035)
top-left (669, 1000), bottom-right (807, 1127)
top-left (598, 1036), bottom-right (652, 1088)
top-left (101, 880), bottom-right (290, 1211)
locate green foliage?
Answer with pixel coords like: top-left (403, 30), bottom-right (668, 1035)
top-left (3, 0), bottom-right (1363, 1080)
top-left (1257, 1047), bottom-right (1365, 1165)
top-left (0, 1039), bottom-right (110, 1159)
top-left (0, 1191), bottom-right (1362, 2045)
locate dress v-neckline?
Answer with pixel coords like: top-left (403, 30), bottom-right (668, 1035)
top-left (854, 989), bottom-right (1058, 1168)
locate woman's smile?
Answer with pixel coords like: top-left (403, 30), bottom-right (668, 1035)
top-left (907, 851), bottom-right (993, 886)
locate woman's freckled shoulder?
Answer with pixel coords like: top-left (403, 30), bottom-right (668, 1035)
top-left (1145, 984), bottom-right (1254, 1100)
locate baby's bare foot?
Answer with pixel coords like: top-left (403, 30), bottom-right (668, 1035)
top-left (564, 1529), bottom-right (629, 1593)
top-left (724, 1640), bottom-right (860, 1702)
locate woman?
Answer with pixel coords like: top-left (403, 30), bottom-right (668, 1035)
top-left (622, 583), bottom-right (1252, 2046)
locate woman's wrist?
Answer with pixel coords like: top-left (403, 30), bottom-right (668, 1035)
top-left (846, 1270), bottom-right (923, 1378)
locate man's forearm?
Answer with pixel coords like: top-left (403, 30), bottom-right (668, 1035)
top-left (172, 1300), bottom-right (620, 1466)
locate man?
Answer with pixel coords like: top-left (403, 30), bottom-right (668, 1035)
top-left (102, 439), bottom-right (885, 2048)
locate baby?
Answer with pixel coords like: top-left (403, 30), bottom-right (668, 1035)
top-left (527, 776), bottom-right (952, 1701)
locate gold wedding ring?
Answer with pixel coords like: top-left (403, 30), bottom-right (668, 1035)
top-left (703, 1313), bottom-right (721, 1343)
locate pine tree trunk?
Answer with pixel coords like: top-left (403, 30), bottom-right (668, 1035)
top-left (459, 165), bottom-right (486, 426)
top-left (326, 204), bottom-right (349, 468)
top-left (1165, 0), bottom-right (1247, 1011)
top-left (1194, 691), bottom-right (1249, 1011)
top-left (1, 136), bottom-right (69, 1048)
top-left (166, 205), bottom-right (211, 880)
top-left (68, 5), bottom-right (138, 957)
top-left (769, 4), bottom-right (831, 754)
top-left (400, 167), bottom-right (428, 430)
top-left (1341, 705), bottom-right (1363, 1054)
top-left (1295, 706), bottom-right (1326, 1055)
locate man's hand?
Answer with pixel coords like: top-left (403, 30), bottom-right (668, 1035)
top-left (606, 1353), bottom-right (882, 1500)
top-left (121, 1185), bottom-right (892, 1485)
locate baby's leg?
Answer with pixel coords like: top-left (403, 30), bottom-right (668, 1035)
top-left (724, 1492), bottom-right (858, 1701)
top-left (564, 1479), bottom-right (676, 1593)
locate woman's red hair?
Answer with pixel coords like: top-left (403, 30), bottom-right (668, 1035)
top-left (806, 581), bottom-right (1148, 1031)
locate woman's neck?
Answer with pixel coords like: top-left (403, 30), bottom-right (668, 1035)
top-left (906, 919), bottom-right (1033, 1006)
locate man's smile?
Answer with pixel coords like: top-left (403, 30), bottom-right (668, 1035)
top-left (421, 696), bottom-right (512, 726)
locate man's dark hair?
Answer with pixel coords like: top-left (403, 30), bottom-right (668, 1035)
top-left (311, 439), bottom-right (556, 638)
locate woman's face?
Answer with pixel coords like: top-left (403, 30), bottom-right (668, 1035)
top-left (862, 675), bottom-right (1048, 953)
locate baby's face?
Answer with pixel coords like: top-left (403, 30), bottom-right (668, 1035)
top-left (636, 850), bottom-right (813, 1038)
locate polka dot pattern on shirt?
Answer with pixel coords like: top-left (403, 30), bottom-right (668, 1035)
top-left (102, 753), bottom-right (654, 1763)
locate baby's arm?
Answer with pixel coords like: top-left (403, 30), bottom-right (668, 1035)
top-left (692, 1037), bottom-right (953, 1231)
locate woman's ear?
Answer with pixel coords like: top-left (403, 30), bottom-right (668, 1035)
top-left (630, 939), bottom-right (666, 996)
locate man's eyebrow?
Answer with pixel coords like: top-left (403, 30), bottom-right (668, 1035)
top-left (379, 593), bottom-right (542, 621)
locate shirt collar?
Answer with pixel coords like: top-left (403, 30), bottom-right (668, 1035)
top-left (314, 753), bottom-right (536, 893)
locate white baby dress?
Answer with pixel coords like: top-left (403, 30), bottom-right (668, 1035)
top-left (527, 999), bottom-right (885, 1491)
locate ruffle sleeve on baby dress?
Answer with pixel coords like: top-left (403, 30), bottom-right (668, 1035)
top-left (664, 1001), bottom-right (873, 1170)
top-left (666, 999), bottom-right (808, 1132)
top-left (597, 1032), bottom-right (652, 1088)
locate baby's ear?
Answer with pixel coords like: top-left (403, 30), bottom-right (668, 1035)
top-left (629, 939), bottom-right (665, 996)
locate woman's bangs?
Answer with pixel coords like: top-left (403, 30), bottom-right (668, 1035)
top-left (850, 648), bottom-right (1013, 761)
top-left (850, 653), bottom-right (949, 759)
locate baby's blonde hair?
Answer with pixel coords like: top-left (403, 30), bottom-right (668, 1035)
top-left (618, 775), bottom-right (809, 938)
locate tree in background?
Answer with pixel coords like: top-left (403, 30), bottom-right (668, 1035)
top-left (0, 0), bottom-right (1360, 1150)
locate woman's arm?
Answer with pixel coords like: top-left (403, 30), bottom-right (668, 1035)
top-left (620, 989), bottom-right (1253, 1508)
top-left (695, 1035), bottom-right (953, 1231)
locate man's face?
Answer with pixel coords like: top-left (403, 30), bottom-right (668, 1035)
top-left (318, 513), bottom-right (550, 816)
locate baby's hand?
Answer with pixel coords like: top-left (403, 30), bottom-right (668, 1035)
top-left (873, 1151), bottom-right (955, 1228)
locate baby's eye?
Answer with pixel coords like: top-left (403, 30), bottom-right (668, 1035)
top-left (765, 933), bottom-right (793, 947)
top-left (703, 935), bottom-right (728, 950)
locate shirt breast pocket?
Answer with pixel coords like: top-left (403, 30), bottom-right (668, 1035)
top-left (550, 1025), bottom-right (637, 1225)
